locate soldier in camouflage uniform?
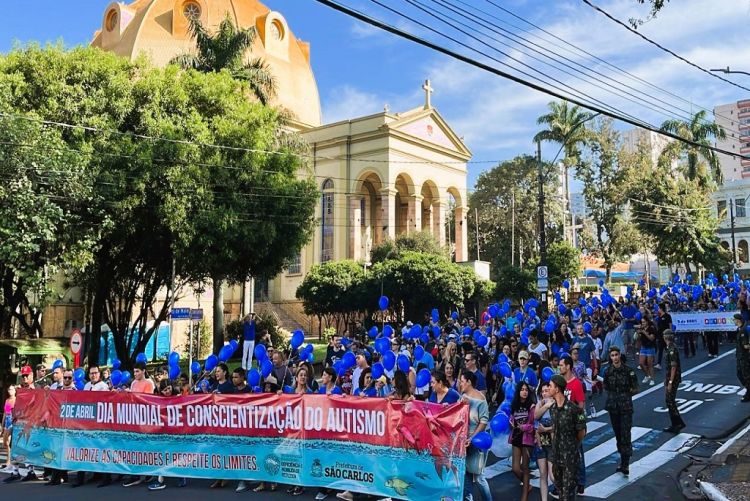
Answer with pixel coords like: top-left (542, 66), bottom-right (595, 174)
top-left (733, 314), bottom-right (750, 402)
top-left (662, 330), bottom-right (686, 432)
top-left (603, 345), bottom-right (638, 475)
top-left (545, 374), bottom-right (587, 501)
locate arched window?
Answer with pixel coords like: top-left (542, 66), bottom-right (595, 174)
top-left (321, 179), bottom-right (334, 262)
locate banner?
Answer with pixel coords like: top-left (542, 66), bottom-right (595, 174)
top-left (670, 311), bottom-right (738, 332)
top-left (12, 389), bottom-right (467, 500)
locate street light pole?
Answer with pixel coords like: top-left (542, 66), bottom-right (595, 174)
top-left (730, 198), bottom-right (737, 272)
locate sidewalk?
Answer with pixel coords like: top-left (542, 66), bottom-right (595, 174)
top-left (694, 420), bottom-right (750, 501)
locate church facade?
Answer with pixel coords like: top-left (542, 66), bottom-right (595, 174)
top-left (89, 0), bottom-right (470, 331)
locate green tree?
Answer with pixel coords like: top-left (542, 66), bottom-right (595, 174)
top-left (577, 118), bottom-right (640, 282)
top-left (370, 231), bottom-right (445, 264)
top-left (370, 251), bottom-right (475, 322)
top-left (468, 155), bottom-right (561, 277)
top-left (534, 100), bottom-right (594, 242)
top-left (628, 163), bottom-right (729, 272)
top-left (543, 241), bottom-right (581, 290)
top-left (0, 45), bottom-right (316, 366)
top-left (172, 15), bottom-right (276, 105)
top-left (659, 110), bottom-right (726, 188)
top-left (296, 260), bottom-right (368, 337)
top-left (0, 114), bottom-right (96, 338)
top-left (493, 265), bottom-right (536, 302)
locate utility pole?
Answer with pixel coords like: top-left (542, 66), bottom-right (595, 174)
top-left (537, 139), bottom-right (548, 314)
top-left (475, 207), bottom-right (481, 261)
top-left (511, 191), bottom-right (516, 267)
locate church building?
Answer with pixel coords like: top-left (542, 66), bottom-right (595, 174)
top-left (91, 0), bottom-right (471, 332)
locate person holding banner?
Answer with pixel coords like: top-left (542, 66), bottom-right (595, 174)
top-left (460, 370), bottom-right (491, 501)
top-left (122, 362), bottom-right (154, 488)
top-left (148, 380), bottom-right (187, 491)
top-left (73, 365), bottom-right (111, 488)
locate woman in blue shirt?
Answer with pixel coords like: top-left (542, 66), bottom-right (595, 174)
top-left (428, 370), bottom-right (461, 404)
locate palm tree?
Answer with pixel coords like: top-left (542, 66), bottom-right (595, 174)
top-left (171, 14), bottom-right (276, 105)
top-left (659, 110), bottom-right (727, 187)
top-left (171, 14), bottom-right (278, 353)
top-left (534, 101), bottom-right (595, 245)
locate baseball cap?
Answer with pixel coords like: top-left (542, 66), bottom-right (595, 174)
top-left (376, 375), bottom-right (388, 384)
top-left (550, 374), bottom-right (567, 391)
top-left (518, 350), bottom-right (530, 360)
top-left (20, 365), bottom-right (32, 375)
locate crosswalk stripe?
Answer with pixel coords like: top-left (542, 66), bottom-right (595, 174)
top-left (582, 432), bottom-right (699, 499)
top-left (485, 421), bottom-right (610, 479)
top-left (584, 426), bottom-right (652, 466)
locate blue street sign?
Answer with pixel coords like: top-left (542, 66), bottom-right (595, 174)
top-left (190, 308), bottom-right (203, 320)
top-left (171, 307), bottom-right (190, 320)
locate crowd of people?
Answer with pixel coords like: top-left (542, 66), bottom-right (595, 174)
top-left (2, 275), bottom-right (750, 501)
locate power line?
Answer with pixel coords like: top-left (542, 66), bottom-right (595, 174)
top-left (479, 0), bottom-right (747, 137)
top-left (313, 0), bottom-right (742, 161)
top-left (580, 0), bottom-right (750, 94)
top-left (443, 0), bottom-right (750, 143)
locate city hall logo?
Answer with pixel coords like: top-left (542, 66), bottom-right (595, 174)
top-left (263, 454), bottom-right (281, 476)
top-left (311, 459), bottom-right (323, 478)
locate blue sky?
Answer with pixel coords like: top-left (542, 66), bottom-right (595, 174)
top-left (2, 0), bottom-right (750, 189)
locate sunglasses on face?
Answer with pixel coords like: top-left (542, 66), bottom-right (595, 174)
top-left (63, 376), bottom-right (73, 380)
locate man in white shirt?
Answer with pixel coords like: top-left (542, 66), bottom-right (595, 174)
top-left (73, 365), bottom-right (111, 488)
top-left (351, 352), bottom-right (369, 394)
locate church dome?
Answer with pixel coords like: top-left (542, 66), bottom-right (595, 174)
top-left (92, 0), bottom-right (322, 127)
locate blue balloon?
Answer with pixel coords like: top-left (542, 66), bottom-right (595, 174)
top-left (247, 368), bottom-right (261, 387)
top-left (112, 358), bottom-right (121, 370)
top-left (498, 353), bottom-right (509, 364)
top-left (191, 361), bottom-right (201, 375)
top-left (414, 345), bottom-right (425, 361)
top-left (490, 412), bottom-right (510, 434)
top-left (218, 345), bottom-right (232, 362)
top-left (205, 354), bottom-right (218, 372)
top-left (583, 321), bottom-right (592, 334)
top-left (136, 353), bottom-right (147, 364)
top-left (261, 359), bottom-right (273, 378)
top-left (431, 308), bottom-right (440, 322)
top-left (375, 337), bottom-right (390, 354)
top-left (73, 367), bottom-right (85, 381)
top-left (168, 351), bottom-right (180, 366)
top-left (416, 368), bottom-right (431, 388)
top-left (397, 354), bottom-right (410, 373)
top-left (383, 325), bottom-right (394, 338)
top-left (515, 312), bottom-right (524, 323)
top-left (368, 326), bottom-right (379, 339)
top-left (75, 380), bottom-right (85, 390)
top-left (372, 362), bottom-right (385, 380)
top-left (499, 362), bottom-right (512, 378)
top-left (432, 325), bottom-right (441, 338)
top-left (52, 359), bottom-right (64, 371)
top-left (500, 401), bottom-right (512, 415)
top-left (110, 370), bottom-right (122, 387)
top-left (382, 351), bottom-right (396, 371)
top-left (230, 339), bottom-right (239, 352)
top-left (586, 305), bottom-right (594, 316)
top-left (291, 329), bottom-right (305, 349)
top-left (169, 364), bottom-right (180, 379)
top-left (472, 431), bottom-right (493, 451)
top-left (558, 304), bottom-right (567, 315)
top-left (451, 311), bottom-right (459, 320)
top-left (378, 295), bottom-right (389, 310)
top-left (488, 304), bottom-right (499, 318)
top-left (334, 361), bottom-right (346, 377)
top-left (477, 335), bottom-right (488, 347)
top-left (563, 280), bottom-right (571, 289)
top-left (598, 279), bottom-right (604, 287)
top-left (254, 344), bottom-right (267, 362)
top-left (121, 370), bottom-right (132, 385)
top-left (541, 367), bottom-right (554, 382)
top-left (342, 351), bottom-right (356, 369)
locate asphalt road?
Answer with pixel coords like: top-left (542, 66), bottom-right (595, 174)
top-left (1, 340), bottom-right (748, 501)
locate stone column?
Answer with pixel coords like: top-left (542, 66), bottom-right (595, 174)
top-left (455, 205), bottom-right (469, 262)
top-left (407, 194), bottom-right (423, 235)
top-left (432, 200), bottom-right (446, 246)
top-left (349, 195), bottom-right (363, 260)
top-left (380, 188), bottom-right (397, 241)
top-left (423, 202), bottom-right (433, 233)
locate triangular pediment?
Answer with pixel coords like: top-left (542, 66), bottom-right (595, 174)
top-left (386, 108), bottom-right (471, 158)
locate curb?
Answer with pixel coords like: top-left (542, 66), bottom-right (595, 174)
top-left (698, 480), bottom-right (730, 501)
top-left (713, 420), bottom-right (750, 458)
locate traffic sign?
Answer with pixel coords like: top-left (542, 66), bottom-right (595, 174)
top-left (171, 307), bottom-right (190, 320)
top-left (190, 308), bottom-right (203, 320)
top-left (69, 329), bottom-right (82, 355)
top-left (537, 266), bottom-right (548, 279)
top-left (537, 277), bottom-right (549, 292)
